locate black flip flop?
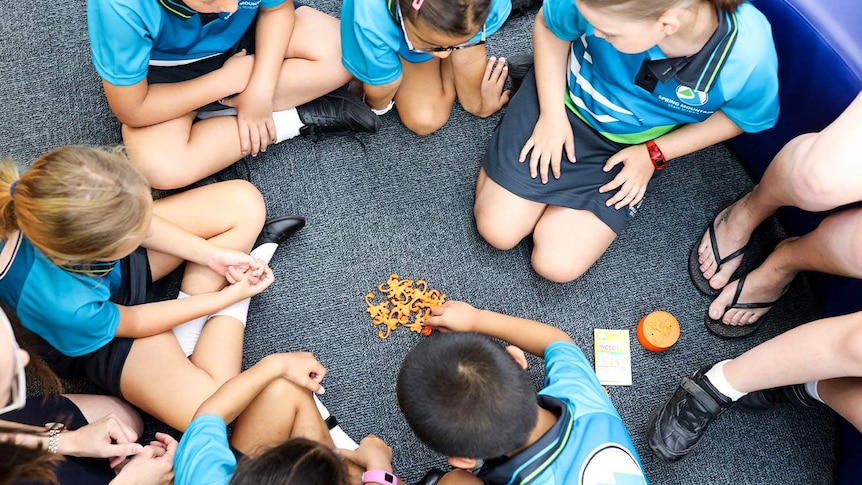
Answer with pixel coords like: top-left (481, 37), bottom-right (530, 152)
top-left (688, 218), bottom-right (749, 296)
top-left (705, 275), bottom-right (779, 338)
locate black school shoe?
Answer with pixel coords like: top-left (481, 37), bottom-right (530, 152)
top-left (647, 366), bottom-right (734, 462)
top-left (506, 53), bottom-right (534, 95)
top-left (253, 215), bottom-right (306, 248)
top-left (735, 384), bottom-right (822, 412)
top-left (296, 90), bottom-right (381, 140)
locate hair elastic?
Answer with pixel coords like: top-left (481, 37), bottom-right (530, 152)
top-left (412, 0), bottom-right (424, 9)
top-left (9, 181), bottom-right (17, 197)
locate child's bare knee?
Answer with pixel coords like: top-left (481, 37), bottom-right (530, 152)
top-left (532, 251), bottom-right (588, 283)
top-left (400, 109), bottom-right (448, 136)
top-left (475, 214), bottom-right (523, 250)
top-left (225, 179), bottom-right (266, 221)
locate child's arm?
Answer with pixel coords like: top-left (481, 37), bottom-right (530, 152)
top-left (194, 352), bottom-right (325, 423)
top-left (599, 110), bottom-right (744, 209)
top-left (221, 3), bottom-right (295, 156)
top-left (450, 48), bottom-right (510, 117)
top-left (521, 8), bottom-right (576, 185)
top-left (115, 265), bottom-right (273, 338)
top-left (102, 54), bottom-right (253, 128)
top-left (427, 301), bottom-right (574, 358)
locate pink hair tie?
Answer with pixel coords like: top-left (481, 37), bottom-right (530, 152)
top-left (412, 0), bottom-right (424, 10)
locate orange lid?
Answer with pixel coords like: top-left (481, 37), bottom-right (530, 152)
top-left (637, 311), bottom-right (680, 352)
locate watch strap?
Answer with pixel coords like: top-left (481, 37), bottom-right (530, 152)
top-left (45, 422), bottom-right (64, 454)
top-left (362, 469), bottom-right (398, 485)
top-left (646, 140), bottom-right (667, 170)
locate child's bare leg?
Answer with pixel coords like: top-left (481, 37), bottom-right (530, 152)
top-left (395, 57), bottom-right (456, 135)
top-left (270, 6), bottom-right (352, 109)
top-left (474, 169), bottom-right (547, 249)
top-left (147, 180), bottom-right (265, 379)
top-left (697, 92), bottom-right (862, 290)
top-left (229, 378), bottom-right (333, 456)
top-left (710, 206), bottom-right (862, 325)
top-left (63, 394), bottom-right (144, 437)
top-left (120, 332), bottom-right (238, 431)
top-left (722, 312), bottom-right (862, 409)
top-left (531, 206), bottom-right (616, 283)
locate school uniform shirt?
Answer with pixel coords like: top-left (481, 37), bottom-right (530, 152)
top-left (542, 0), bottom-right (778, 144)
top-left (477, 341), bottom-right (648, 485)
top-left (88, 0), bottom-right (286, 86)
top-left (0, 232), bottom-right (122, 357)
top-left (174, 414), bottom-right (236, 485)
top-left (341, 0), bottom-right (513, 85)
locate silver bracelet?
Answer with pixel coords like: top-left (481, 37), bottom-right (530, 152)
top-left (45, 422), bottom-right (64, 454)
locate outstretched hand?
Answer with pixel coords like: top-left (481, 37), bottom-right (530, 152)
top-left (520, 113), bottom-right (576, 184)
top-left (599, 144), bottom-right (654, 209)
top-left (479, 56), bottom-right (511, 116)
top-left (426, 300), bottom-right (481, 333)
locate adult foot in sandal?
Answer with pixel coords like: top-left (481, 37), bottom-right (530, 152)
top-left (690, 192), bottom-right (760, 295)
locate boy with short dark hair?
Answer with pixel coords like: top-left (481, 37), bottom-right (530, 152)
top-left (397, 301), bottom-right (648, 484)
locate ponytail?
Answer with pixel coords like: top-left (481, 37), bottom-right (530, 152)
top-left (0, 160), bottom-right (22, 238)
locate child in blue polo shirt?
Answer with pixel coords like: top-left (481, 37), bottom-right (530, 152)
top-left (341, 0), bottom-right (513, 135)
top-left (88, 0), bottom-right (380, 190)
top-left (397, 301), bottom-right (647, 484)
top-left (475, 0), bottom-right (779, 283)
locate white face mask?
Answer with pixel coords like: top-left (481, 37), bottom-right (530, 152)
top-left (0, 310), bottom-right (26, 415)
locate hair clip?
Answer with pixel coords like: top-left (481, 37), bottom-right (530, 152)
top-left (412, 0), bottom-right (424, 10)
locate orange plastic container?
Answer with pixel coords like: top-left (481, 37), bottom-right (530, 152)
top-left (637, 311), bottom-right (680, 352)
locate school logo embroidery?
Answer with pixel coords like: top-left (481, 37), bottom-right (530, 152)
top-left (676, 86), bottom-right (708, 106)
top-left (579, 443), bottom-right (647, 485)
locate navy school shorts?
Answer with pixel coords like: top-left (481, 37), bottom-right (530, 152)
top-left (41, 247), bottom-right (153, 398)
top-left (481, 68), bottom-right (663, 234)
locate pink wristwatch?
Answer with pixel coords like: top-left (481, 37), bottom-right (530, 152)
top-left (362, 469), bottom-right (398, 485)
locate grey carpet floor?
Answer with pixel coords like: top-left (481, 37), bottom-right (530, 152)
top-left (1, 1), bottom-right (836, 484)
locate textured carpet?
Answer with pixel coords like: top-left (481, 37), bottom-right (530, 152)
top-left (0, 1), bottom-right (836, 484)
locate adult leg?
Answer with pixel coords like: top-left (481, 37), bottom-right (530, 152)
top-left (710, 206), bottom-right (862, 326)
top-left (695, 91), bottom-right (862, 290)
top-left (819, 378), bottom-right (862, 429)
top-left (62, 394), bottom-right (144, 437)
top-left (395, 57), bottom-right (456, 135)
top-left (474, 169), bottom-right (547, 250)
top-left (531, 206), bottom-right (617, 283)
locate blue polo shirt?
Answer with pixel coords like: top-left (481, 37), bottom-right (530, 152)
top-left (88, 0), bottom-right (286, 86)
top-left (174, 414), bottom-right (236, 485)
top-left (0, 232), bottom-right (122, 357)
top-left (543, 0), bottom-right (778, 144)
top-left (341, 0), bottom-right (513, 85)
top-left (477, 341), bottom-right (648, 484)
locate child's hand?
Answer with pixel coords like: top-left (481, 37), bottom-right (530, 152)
top-left (427, 301), bottom-right (480, 332)
top-left (219, 87), bottom-right (276, 157)
top-left (336, 435), bottom-right (394, 474)
top-left (206, 249), bottom-right (265, 284)
top-left (109, 433), bottom-right (176, 485)
top-left (599, 144), bottom-right (655, 209)
top-left (222, 264), bottom-right (274, 299)
top-left (275, 352), bottom-right (327, 395)
top-left (520, 113), bottom-right (576, 184)
top-left (479, 56), bottom-right (511, 115)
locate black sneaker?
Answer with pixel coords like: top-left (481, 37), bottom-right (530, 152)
top-left (735, 384), bottom-right (821, 412)
top-left (647, 366), bottom-right (733, 462)
top-left (296, 90), bottom-right (380, 140)
top-left (507, 53), bottom-right (534, 95)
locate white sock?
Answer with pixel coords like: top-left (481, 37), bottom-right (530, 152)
top-left (209, 298), bottom-right (250, 328)
top-left (272, 108), bottom-right (303, 143)
top-left (250, 242), bottom-right (277, 264)
top-left (313, 394), bottom-right (359, 450)
top-left (171, 292), bottom-right (210, 357)
top-left (804, 381), bottom-right (825, 403)
top-left (705, 360), bottom-right (747, 401)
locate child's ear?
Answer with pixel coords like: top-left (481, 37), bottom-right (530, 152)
top-left (505, 345), bottom-right (528, 370)
top-left (656, 9), bottom-right (683, 36)
top-left (448, 456), bottom-right (479, 469)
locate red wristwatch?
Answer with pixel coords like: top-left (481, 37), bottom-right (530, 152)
top-left (646, 140), bottom-right (667, 171)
